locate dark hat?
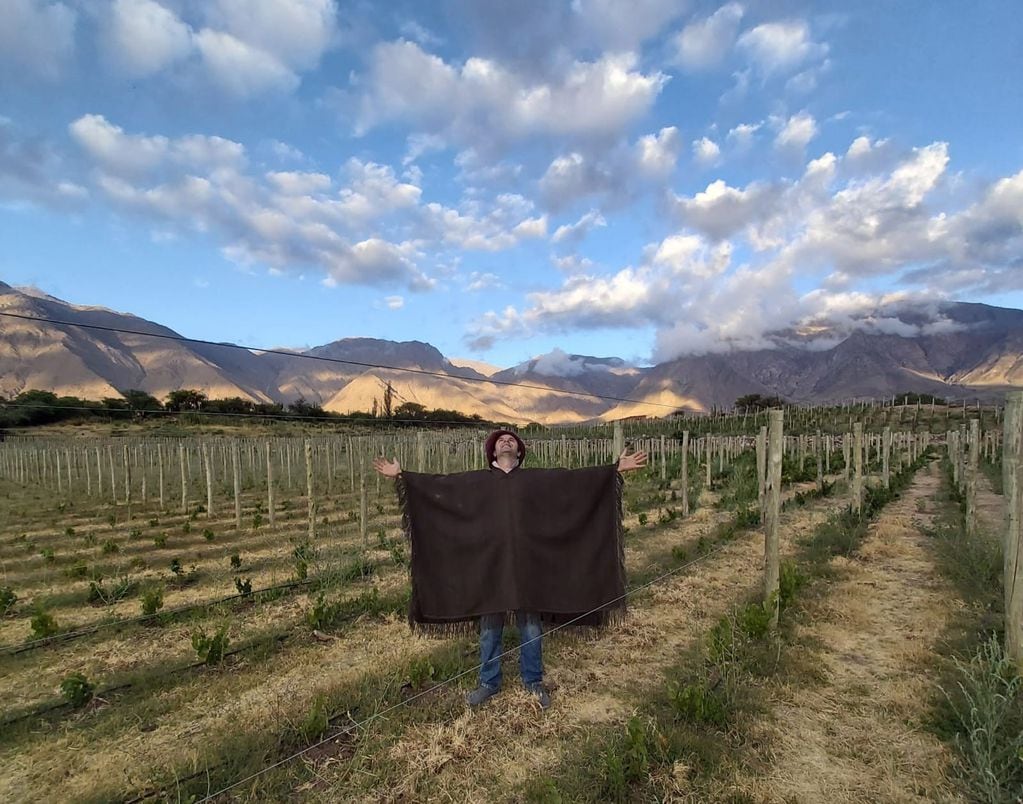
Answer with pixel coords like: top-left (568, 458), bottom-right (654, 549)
top-left (485, 429), bottom-right (526, 466)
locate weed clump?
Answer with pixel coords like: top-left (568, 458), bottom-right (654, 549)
top-left (59, 672), bottom-right (94, 708)
top-left (192, 624), bottom-right (230, 666)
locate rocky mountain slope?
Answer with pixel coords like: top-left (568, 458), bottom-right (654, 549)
top-left (1, 281), bottom-right (1021, 423)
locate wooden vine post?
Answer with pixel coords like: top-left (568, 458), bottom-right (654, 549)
top-left (852, 422), bottom-right (863, 515)
top-left (765, 409), bottom-right (783, 629)
top-left (680, 430), bottom-right (690, 517)
top-left (266, 440), bottom-right (276, 529)
top-left (756, 425), bottom-right (767, 522)
top-left (202, 442), bottom-right (214, 518)
top-left (305, 439), bottom-right (316, 541)
top-left (232, 439), bottom-right (242, 530)
top-left (966, 418), bottom-right (980, 539)
top-left (1003, 391), bottom-right (1023, 672)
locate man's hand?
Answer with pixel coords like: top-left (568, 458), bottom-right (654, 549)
top-left (373, 456), bottom-right (402, 478)
top-left (617, 450), bottom-right (648, 473)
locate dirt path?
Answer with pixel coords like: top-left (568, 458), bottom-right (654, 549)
top-left (741, 462), bottom-right (964, 803)
top-left (336, 490), bottom-right (842, 802)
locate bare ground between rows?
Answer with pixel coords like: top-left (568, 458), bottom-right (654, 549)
top-left (323, 494), bottom-right (840, 802)
top-left (735, 463), bottom-right (965, 803)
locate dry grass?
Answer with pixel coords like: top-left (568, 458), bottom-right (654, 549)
top-left (733, 464), bottom-right (965, 803)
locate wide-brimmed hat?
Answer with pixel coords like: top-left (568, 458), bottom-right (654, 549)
top-left (485, 429), bottom-right (526, 465)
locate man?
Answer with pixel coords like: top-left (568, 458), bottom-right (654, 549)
top-left (374, 429), bottom-right (647, 709)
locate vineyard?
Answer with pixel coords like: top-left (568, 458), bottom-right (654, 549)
top-left (0, 401), bottom-right (1019, 802)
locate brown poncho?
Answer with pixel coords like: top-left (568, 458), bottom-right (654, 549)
top-left (397, 465), bottom-right (625, 633)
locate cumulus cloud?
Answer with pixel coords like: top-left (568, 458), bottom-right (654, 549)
top-left (465, 271), bottom-right (504, 292)
top-left (774, 111), bottom-right (818, 149)
top-left (726, 121), bottom-right (761, 148)
top-left (104, 0), bottom-right (193, 77)
top-left (693, 136), bottom-right (721, 165)
top-left (671, 2), bottom-right (744, 70)
top-left (0, 119), bottom-right (87, 209)
top-left (573, 0), bottom-right (689, 51)
top-left (635, 127), bottom-right (682, 178)
top-left (1, 0), bottom-right (77, 81)
top-left (469, 131), bottom-right (1023, 358)
top-left (539, 127), bottom-right (682, 211)
top-left (356, 41), bottom-right (668, 149)
top-left (94, 0), bottom-right (337, 96)
top-left (737, 19), bottom-right (828, 76)
top-left (383, 295), bottom-right (405, 309)
top-left (67, 115), bottom-right (549, 290)
top-left (467, 233), bottom-right (732, 347)
top-left (552, 209), bottom-right (607, 245)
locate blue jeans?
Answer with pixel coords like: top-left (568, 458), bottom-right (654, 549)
top-left (479, 611), bottom-right (543, 688)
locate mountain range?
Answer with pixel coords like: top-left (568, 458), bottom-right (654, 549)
top-left (2, 280), bottom-right (1022, 424)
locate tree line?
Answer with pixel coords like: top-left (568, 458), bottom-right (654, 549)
top-left (0, 388), bottom-right (489, 429)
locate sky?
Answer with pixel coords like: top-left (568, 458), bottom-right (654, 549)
top-left (1, 0), bottom-right (1022, 373)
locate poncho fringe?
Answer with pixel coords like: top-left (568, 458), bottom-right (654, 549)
top-left (396, 465), bottom-right (626, 637)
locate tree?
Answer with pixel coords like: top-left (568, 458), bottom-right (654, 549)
top-left (165, 389), bottom-right (208, 411)
top-left (734, 393), bottom-right (785, 411)
top-left (382, 381), bottom-right (394, 419)
top-left (120, 389), bottom-right (163, 412)
top-left (394, 402), bottom-right (427, 421)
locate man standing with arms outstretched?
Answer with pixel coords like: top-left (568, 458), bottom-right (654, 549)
top-left (374, 428), bottom-right (647, 709)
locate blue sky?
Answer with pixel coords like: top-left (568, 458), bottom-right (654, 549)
top-left (1, 0), bottom-right (1021, 372)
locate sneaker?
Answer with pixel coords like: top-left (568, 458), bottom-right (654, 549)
top-left (466, 684), bottom-right (500, 707)
top-left (526, 682), bottom-right (550, 709)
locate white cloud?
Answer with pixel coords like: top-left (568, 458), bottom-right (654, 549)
top-left (357, 41), bottom-right (668, 147)
top-left (774, 111), bottom-right (818, 149)
top-left (1, 0), bottom-right (77, 81)
top-left (671, 178), bottom-right (782, 241)
top-left (552, 209), bottom-right (606, 245)
top-left (671, 2), bottom-right (744, 70)
top-left (726, 121), bottom-right (761, 148)
top-left (465, 272), bottom-right (504, 292)
top-left (635, 126), bottom-right (681, 178)
top-left (193, 28), bottom-right (298, 97)
top-left (105, 0), bottom-right (193, 77)
top-left (69, 114), bottom-right (245, 177)
top-left (693, 136), bottom-right (721, 165)
top-left (266, 171), bottom-right (331, 195)
top-left (540, 127), bottom-right (681, 211)
top-left (203, 0), bottom-right (338, 72)
top-left (384, 295), bottom-right (405, 309)
top-left (737, 20), bottom-right (828, 76)
top-left (573, 0), bottom-right (689, 51)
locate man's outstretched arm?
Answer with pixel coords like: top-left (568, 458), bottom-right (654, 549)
top-left (373, 456), bottom-right (401, 478)
top-left (616, 450), bottom-right (648, 473)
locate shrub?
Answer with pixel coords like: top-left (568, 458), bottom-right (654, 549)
top-left (59, 673), bottom-right (94, 708)
top-left (637, 512), bottom-right (648, 526)
top-left (192, 624), bottom-right (230, 666)
top-left (129, 528), bottom-right (142, 539)
top-left (64, 526), bottom-right (75, 537)
top-left (230, 553), bottom-right (242, 570)
top-left (668, 677), bottom-right (728, 726)
top-left (153, 534), bottom-right (168, 548)
top-left (30, 608), bottom-right (59, 639)
top-left (101, 539), bottom-right (119, 555)
top-left (40, 547), bottom-right (55, 563)
top-left (251, 512), bottom-right (263, 530)
top-left (88, 576), bottom-right (135, 605)
top-left (148, 517), bottom-right (159, 526)
top-left (140, 584), bottom-right (164, 616)
top-left (0, 586), bottom-right (17, 616)
top-left (203, 528), bottom-right (215, 542)
top-left (234, 577), bottom-right (253, 597)
top-left (182, 521), bottom-right (191, 534)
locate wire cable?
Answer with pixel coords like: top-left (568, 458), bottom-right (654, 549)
top-left (0, 310), bottom-right (681, 411)
top-left (194, 540), bottom-right (734, 802)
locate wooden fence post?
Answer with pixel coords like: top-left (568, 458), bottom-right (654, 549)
top-left (966, 419), bottom-right (979, 539)
top-left (680, 430), bottom-right (690, 517)
top-left (1003, 392), bottom-right (1023, 672)
top-left (852, 422), bottom-right (863, 515)
top-left (765, 409), bottom-right (783, 629)
top-left (266, 441), bottom-right (276, 530)
top-left (305, 439), bottom-right (315, 542)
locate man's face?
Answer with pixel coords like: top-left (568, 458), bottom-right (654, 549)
top-left (494, 433), bottom-right (519, 460)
